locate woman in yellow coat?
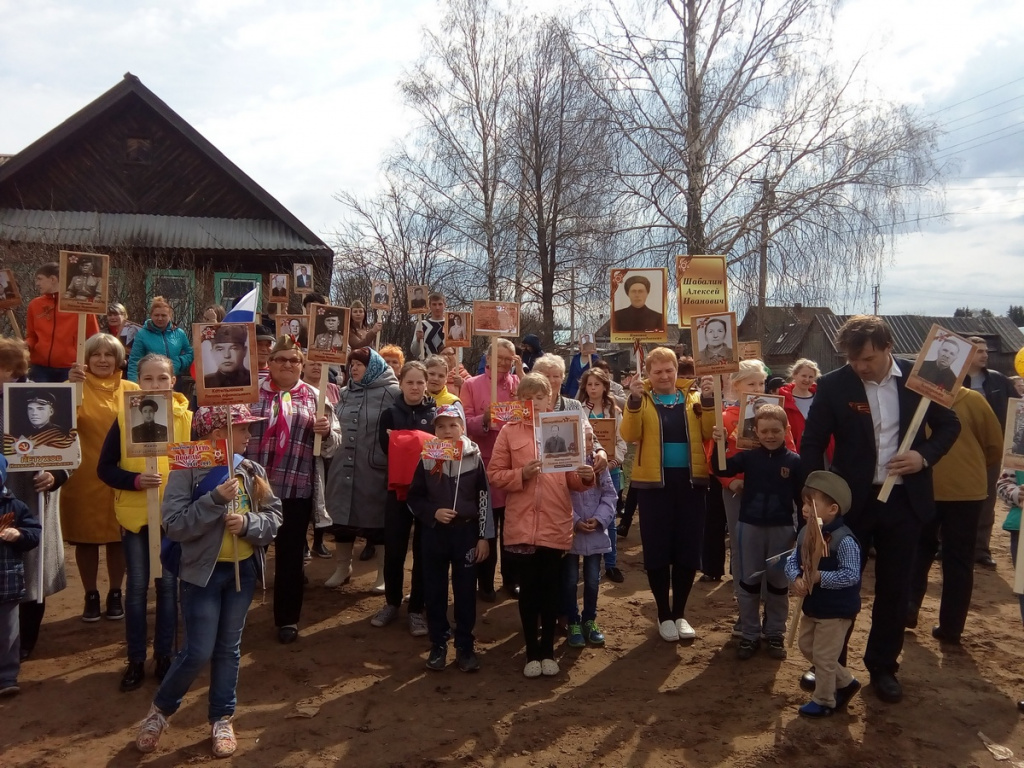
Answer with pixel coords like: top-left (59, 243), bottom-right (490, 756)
top-left (65, 333), bottom-right (139, 622)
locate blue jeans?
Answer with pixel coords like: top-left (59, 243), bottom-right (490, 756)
top-left (154, 558), bottom-right (256, 721)
top-left (29, 364), bottom-right (71, 383)
top-left (562, 554), bottom-right (602, 624)
top-left (1010, 531), bottom-right (1024, 625)
top-left (0, 601), bottom-right (19, 687)
top-left (122, 527), bottom-right (178, 662)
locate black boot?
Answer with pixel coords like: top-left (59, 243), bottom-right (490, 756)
top-left (120, 661), bottom-right (145, 692)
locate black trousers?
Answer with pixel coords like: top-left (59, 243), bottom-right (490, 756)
top-left (702, 485), bottom-right (727, 577)
top-left (909, 499), bottom-right (982, 638)
top-left (384, 492), bottom-right (424, 612)
top-left (421, 521), bottom-right (479, 651)
top-left (846, 485), bottom-right (921, 676)
top-left (477, 506), bottom-right (515, 591)
top-left (506, 547), bottom-right (563, 661)
top-left (18, 600), bottom-right (45, 654)
top-left (620, 485), bottom-right (639, 529)
top-left (273, 497), bottom-right (313, 627)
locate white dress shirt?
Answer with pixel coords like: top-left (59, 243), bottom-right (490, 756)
top-left (863, 356), bottom-right (903, 485)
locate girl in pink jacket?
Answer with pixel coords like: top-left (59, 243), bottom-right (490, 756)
top-left (487, 373), bottom-right (595, 678)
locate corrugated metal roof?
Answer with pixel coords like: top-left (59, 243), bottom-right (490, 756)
top-left (0, 209), bottom-right (324, 251)
top-left (817, 314), bottom-right (1024, 354)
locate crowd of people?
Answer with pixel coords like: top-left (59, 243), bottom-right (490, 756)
top-left (1, 265), bottom-right (1022, 757)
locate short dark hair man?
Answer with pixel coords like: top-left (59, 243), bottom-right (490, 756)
top-left (131, 398), bottom-right (168, 443)
top-left (203, 325), bottom-right (251, 388)
top-left (915, 338), bottom-right (960, 391)
top-left (24, 390), bottom-right (59, 435)
top-left (799, 315), bottom-right (960, 705)
top-left (613, 274), bottom-right (664, 332)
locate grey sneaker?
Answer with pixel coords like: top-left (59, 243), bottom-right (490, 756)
top-left (408, 612), bottom-right (429, 637)
top-left (370, 604), bottom-right (399, 628)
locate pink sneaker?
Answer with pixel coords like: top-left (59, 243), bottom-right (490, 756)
top-left (135, 704), bottom-right (168, 753)
top-left (211, 716), bottom-right (237, 758)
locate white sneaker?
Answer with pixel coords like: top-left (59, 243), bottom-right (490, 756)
top-left (523, 660), bottom-right (542, 678)
top-left (136, 704), bottom-right (169, 753)
top-left (540, 659), bottom-right (559, 676)
top-left (211, 716), bottom-right (237, 758)
top-left (658, 619), bottom-right (680, 642)
top-left (675, 618), bottom-right (696, 640)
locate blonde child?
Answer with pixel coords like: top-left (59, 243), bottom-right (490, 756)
top-left (425, 355), bottom-right (460, 406)
top-left (487, 373), bottom-right (595, 677)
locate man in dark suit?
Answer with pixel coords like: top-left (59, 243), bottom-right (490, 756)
top-left (131, 398), bottom-right (167, 443)
top-left (915, 338), bottom-right (960, 391)
top-left (295, 266), bottom-right (312, 290)
top-left (800, 315), bottom-right (960, 705)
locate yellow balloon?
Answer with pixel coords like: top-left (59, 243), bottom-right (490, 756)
top-left (1015, 347), bottom-right (1024, 378)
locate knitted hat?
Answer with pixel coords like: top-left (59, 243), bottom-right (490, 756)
top-left (803, 470), bottom-right (852, 515)
top-left (193, 404), bottom-right (267, 438)
top-left (349, 347), bottom-right (372, 367)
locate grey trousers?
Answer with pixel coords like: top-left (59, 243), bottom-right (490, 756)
top-left (722, 489), bottom-right (742, 598)
top-left (735, 522), bottom-right (795, 641)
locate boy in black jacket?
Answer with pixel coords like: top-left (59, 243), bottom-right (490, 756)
top-left (785, 471), bottom-right (862, 718)
top-left (0, 454), bottom-right (41, 697)
top-left (408, 403), bottom-right (494, 673)
top-left (712, 405), bottom-right (803, 660)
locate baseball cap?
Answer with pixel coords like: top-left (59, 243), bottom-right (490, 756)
top-left (433, 402), bottom-right (466, 424)
top-left (193, 404), bottom-right (267, 437)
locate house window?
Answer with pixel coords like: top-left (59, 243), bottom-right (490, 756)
top-left (214, 272), bottom-right (262, 313)
top-left (146, 269), bottom-right (194, 323)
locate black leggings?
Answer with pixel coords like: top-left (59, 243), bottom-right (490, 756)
top-left (507, 547), bottom-right (563, 661)
top-left (646, 566), bottom-right (696, 623)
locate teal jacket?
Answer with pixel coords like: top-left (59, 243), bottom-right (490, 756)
top-left (127, 320), bottom-right (193, 381)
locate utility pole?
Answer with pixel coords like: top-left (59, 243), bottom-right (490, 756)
top-left (873, 284), bottom-right (880, 314)
top-left (569, 267), bottom-right (576, 347)
top-left (753, 178), bottom-right (773, 344)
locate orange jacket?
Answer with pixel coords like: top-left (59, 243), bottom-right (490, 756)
top-left (25, 294), bottom-right (100, 368)
top-left (487, 422), bottom-right (590, 551)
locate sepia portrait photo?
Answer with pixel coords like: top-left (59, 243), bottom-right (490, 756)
top-left (445, 311), bottom-right (471, 347)
top-left (307, 303), bottom-right (350, 365)
top-left (124, 390), bottom-right (174, 458)
top-left (58, 250), bottom-right (109, 314)
top-left (692, 311), bottom-right (740, 376)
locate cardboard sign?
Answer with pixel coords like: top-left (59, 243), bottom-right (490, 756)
top-left (609, 268), bottom-right (668, 344)
top-left (276, 314), bottom-right (308, 343)
top-left (269, 272), bottom-right (290, 304)
top-left (473, 301), bottom-right (520, 336)
top-left (306, 303), bottom-right (351, 365)
top-left (905, 324), bottom-right (977, 409)
top-left (168, 440), bottom-right (230, 470)
top-left (738, 341), bottom-right (762, 361)
top-left (0, 269), bottom-right (22, 310)
top-left (293, 263), bottom-right (314, 294)
top-left (407, 285), bottom-right (430, 315)
top-left (2, 383), bottom-right (81, 472)
top-left (124, 390), bottom-right (175, 458)
top-left (692, 311), bottom-right (740, 376)
top-left (735, 393), bottom-right (786, 450)
top-left (537, 410), bottom-right (585, 473)
top-left (445, 311), bottom-right (471, 347)
top-left (589, 417), bottom-right (617, 454)
top-left (371, 282), bottom-right (393, 311)
top-left (57, 250), bottom-right (109, 314)
top-left (492, 400), bottom-right (534, 424)
top-left (192, 322), bottom-right (260, 407)
top-left (676, 255), bottom-right (728, 328)
top-left (421, 438), bottom-right (465, 462)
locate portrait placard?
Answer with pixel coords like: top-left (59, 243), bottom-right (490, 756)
top-left (124, 390), bottom-right (174, 458)
top-left (537, 410), bottom-right (585, 474)
top-left (192, 322), bottom-right (259, 407)
top-left (492, 400), bottom-right (535, 425)
top-left (580, 334), bottom-right (596, 354)
top-left (609, 268), bottom-right (668, 344)
top-left (58, 250), bottom-right (109, 314)
top-left (1003, 399), bottom-right (1024, 472)
top-left (675, 255), bottom-right (728, 328)
top-left (905, 324), bottom-right (976, 408)
top-left (407, 285), bottom-right (430, 315)
top-left (472, 301), bottom-right (520, 336)
top-left (589, 418), bottom-right (617, 454)
top-left (168, 440), bottom-right (230, 470)
top-left (444, 311), bottom-right (471, 347)
top-left (293, 263), bottom-right (314, 294)
top-left (371, 282), bottom-right (393, 311)
top-left (306, 303), bottom-right (350, 365)
top-left (0, 269), bottom-right (22, 310)
top-left (269, 273), bottom-right (290, 303)
top-left (2, 383), bottom-right (81, 472)
top-left (738, 341), bottom-right (762, 361)
top-left (276, 314), bottom-right (308, 344)
top-left (692, 311), bottom-right (740, 376)
top-left (735, 393), bottom-right (786, 450)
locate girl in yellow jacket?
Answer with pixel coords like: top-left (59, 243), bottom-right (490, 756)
top-left (621, 347), bottom-right (713, 644)
top-left (97, 354), bottom-right (193, 693)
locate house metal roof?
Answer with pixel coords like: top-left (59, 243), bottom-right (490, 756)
top-left (817, 314), bottom-right (1024, 354)
top-left (0, 209), bottom-right (323, 251)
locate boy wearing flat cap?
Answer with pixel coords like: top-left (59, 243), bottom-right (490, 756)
top-left (204, 325), bottom-right (251, 388)
top-left (785, 471), bottom-right (862, 718)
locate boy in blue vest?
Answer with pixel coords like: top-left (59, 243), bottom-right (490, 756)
top-left (786, 470), bottom-right (862, 717)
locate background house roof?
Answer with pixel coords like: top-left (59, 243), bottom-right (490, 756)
top-left (816, 314), bottom-right (1024, 354)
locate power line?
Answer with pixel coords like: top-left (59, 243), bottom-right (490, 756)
top-left (933, 125), bottom-right (1024, 162)
top-left (925, 76), bottom-right (1024, 117)
top-left (941, 104), bottom-right (1024, 135)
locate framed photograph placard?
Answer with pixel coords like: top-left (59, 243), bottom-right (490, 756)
top-left (269, 272), bottom-right (290, 304)
top-left (371, 282), bottom-right (393, 311)
top-left (735, 393), bottom-right (786, 450)
top-left (2, 383), bottom-right (81, 472)
top-left (293, 264), bottom-right (314, 295)
top-left (675, 255), bottom-right (728, 328)
top-left (906, 324), bottom-right (977, 409)
top-left (445, 311), bottom-right (471, 347)
top-left (192, 322), bottom-right (259, 407)
top-left (58, 250), bottom-right (109, 314)
top-left (472, 301), bottom-right (520, 336)
top-left (276, 315), bottom-right (308, 344)
top-left (306, 303), bottom-right (351, 365)
top-left (0, 268), bottom-right (22, 310)
top-left (692, 311), bottom-right (740, 376)
top-left (738, 341), bottom-right (762, 361)
top-left (609, 268), bottom-right (668, 343)
top-left (537, 410), bottom-right (585, 474)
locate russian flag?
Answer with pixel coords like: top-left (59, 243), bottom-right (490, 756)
top-left (223, 287), bottom-right (260, 324)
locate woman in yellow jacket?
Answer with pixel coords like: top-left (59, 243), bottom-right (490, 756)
top-left (97, 354), bottom-right (193, 692)
top-left (65, 333), bottom-right (139, 622)
top-left (621, 347), bottom-right (713, 643)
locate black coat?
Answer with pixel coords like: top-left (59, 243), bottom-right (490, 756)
top-left (800, 358), bottom-right (961, 524)
top-left (379, 396), bottom-right (437, 453)
top-left (965, 368), bottom-right (1011, 431)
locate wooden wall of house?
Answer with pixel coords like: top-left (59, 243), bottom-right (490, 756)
top-left (0, 94), bottom-right (279, 220)
top-left (799, 323), bottom-right (843, 374)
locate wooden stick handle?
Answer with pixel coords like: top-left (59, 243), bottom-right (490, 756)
top-left (75, 314), bottom-right (87, 405)
top-left (36, 492), bottom-right (45, 604)
top-left (1015, 525), bottom-right (1024, 595)
top-left (877, 398), bottom-right (930, 503)
top-left (490, 335), bottom-right (499, 404)
top-left (145, 457), bottom-right (162, 579)
top-left (6, 310), bottom-right (21, 340)
top-left (787, 597), bottom-right (804, 648)
top-left (712, 376), bottom-right (726, 467)
top-left (313, 380), bottom-right (328, 456)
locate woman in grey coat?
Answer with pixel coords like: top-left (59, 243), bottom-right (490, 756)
top-left (324, 347), bottom-right (399, 590)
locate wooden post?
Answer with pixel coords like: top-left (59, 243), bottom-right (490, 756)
top-left (489, 335), bottom-right (499, 404)
top-left (145, 457), bottom-right (162, 579)
top-left (877, 398), bottom-right (930, 503)
top-left (312, 381), bottom-right (328, 457)
top-left (75, 315), bottom-right (87, 405)
top-left (712, 375), bottom-right (727, 467)
top-left (6, 310), bottom-right (21, 340)
top-left (225, 409), bottom-right (241, 592)
top-left (36, 491), bottom-right (45, 605)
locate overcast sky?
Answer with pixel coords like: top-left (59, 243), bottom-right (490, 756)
top-left (1, 0), bottom-right (1022, 319)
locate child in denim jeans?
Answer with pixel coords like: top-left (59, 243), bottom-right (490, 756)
top-left (562, 450), bottom-right (617, 649)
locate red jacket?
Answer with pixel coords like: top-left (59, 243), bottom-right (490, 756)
top-left (25, 294), bottom-right (100, 368)
top-left (778, 382), bottom-right (834, 461)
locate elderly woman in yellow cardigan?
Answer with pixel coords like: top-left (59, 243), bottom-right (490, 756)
top-left (621, 347), bottom-right (713, 643)
top-left (65, 333), bottom-right (139, 622)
